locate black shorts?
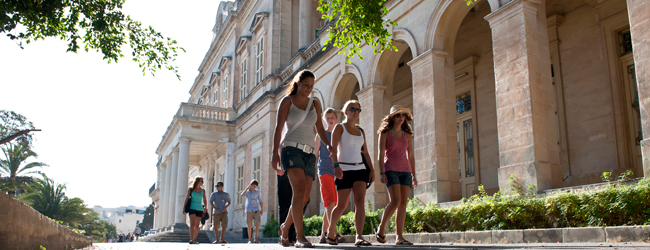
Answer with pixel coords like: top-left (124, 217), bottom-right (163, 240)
top-left (188, 209), bottom-right (203, 217)
top-left (335, 169), bottom-right (370, 190)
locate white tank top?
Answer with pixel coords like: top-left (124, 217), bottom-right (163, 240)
top-left (337, 124), bottom-right (365, 171)
top-left (283, 97), bottom-right (318, 148)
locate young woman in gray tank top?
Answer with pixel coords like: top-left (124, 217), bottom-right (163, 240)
top-left (271, 70), bottom-right (333, 248)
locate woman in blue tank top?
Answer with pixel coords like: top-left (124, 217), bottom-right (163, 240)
top-left (183, 176), bottom-right (207, 244)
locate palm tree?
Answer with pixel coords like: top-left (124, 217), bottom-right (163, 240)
top-left (21, 174), bottom-right (86, 226)
top-left (0, 143), bottom-right (48, 195)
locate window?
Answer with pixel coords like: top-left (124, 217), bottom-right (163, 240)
top-left (252, 156), bottom-right (261, 185)
top-left (222, 74), bottom-right (229, 108)
top-left (240, 59), bottom-right (247, 101)
top-left (220, 172), bottom-right (224, 182)
top-left (236, 165), bottom-right (244, 204)
top-left (255, 37), bottom-right (264, 84)
top-left (213, 85), bottom-right (219, 106)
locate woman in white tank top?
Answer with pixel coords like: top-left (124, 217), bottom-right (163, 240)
top-left (271, 70), bottom-right (332, 248)
top-left (325, 100), bottom-right (375, 246)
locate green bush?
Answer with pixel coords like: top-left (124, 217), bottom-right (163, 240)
top-left (262, 214), bottom-right (279, 238)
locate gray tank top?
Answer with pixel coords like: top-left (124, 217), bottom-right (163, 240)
top-left (283, 97), bottom-right (318, 148)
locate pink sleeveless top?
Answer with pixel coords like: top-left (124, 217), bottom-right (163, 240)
top-left (383, 131), bottom-right (411, 173)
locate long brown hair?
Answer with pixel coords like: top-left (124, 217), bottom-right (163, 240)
top-left (377, 114), bottom-right (413, 135)
top-left (191, 176), bottom-right (204, 190)
top-left (286, 70), bottom-right (315, 96)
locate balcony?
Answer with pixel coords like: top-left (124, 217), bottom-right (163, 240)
top-left (177, 103), bottom-right (236, 121)
top-left (149, 183), bottom-right (155, 195)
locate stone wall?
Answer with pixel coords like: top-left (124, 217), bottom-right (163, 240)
top-left (0, 193), bottom-right (92, 250)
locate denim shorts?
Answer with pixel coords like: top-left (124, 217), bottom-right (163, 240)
top-left (385, 171), bottom-right (413, 187)
top-left (281, 146), bottom-right (317, 179)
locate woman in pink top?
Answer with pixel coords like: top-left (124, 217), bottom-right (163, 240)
top-left (375, 105), bottom-right (418, 245)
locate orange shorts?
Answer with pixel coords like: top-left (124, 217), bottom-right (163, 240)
top-left (319, 174), bottom-right (337, 207)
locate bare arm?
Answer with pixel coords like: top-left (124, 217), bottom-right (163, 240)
top-left (378, 132), bottom-right (386, 173)
top-left (202, 190), bottom-right (208, 212)
top-left (330, 124), bottom-right (343, 164)
top-left (314, 134), bottom-right (321, 158)
top-left (182, 188), bottom-right (191, 214)
top-left (407, 133), bottom-right (418, 187)
top-left (271, 97), bottom-right (292, 174)
top-left (361, 129), bottom-right (375, 183)
top-left (313, 100), bottom-right (333, 154)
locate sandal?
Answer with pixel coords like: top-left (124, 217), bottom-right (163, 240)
top-left (396, 240), bottom-right (413, 245)
top-left (355, 239), bottom-right (372, 246)
top-left (278, 224), bottom-right (290, 247)
top-left (336, 234), bottom-right (346, 243)
top-left (319, 236), bottom-right (327, 244)
top-left (376, 232), bottom-right (386, 244)
top-left (326, 236), bottom-right (338, 245)
top-left (219, 240), bottom-right (228, 243)
top-left (254, 239), bottom-right (260, 243)
top-left (294, 241), bottom-right (314, 248)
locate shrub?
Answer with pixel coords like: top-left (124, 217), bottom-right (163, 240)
top-left (262, 214), bottom-right (279, 238)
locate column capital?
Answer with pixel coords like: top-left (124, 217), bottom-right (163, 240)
top-left (356, 84), bottom-right (387, 100)
top-left (179, 138), bottom-right (191, 145)
top-left (407, 49), bottom-right (447, 71)
top-left (484, 0), bottom-right (541, 28)
top-left (547, 14), bottom-right (564, 29)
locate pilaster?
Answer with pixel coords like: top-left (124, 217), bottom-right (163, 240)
top-left (162, 158), bottom-right (172, 227)
top-left (224, 142), bottom-right (236, 230)
top-left (626, 0), bottom-right (650, 177)
top-left (356, 84), bottom-right (388, 210)
top-left (298, 0), bottom-right (314, 49)
top-left (168, 148), bottom-right (180, 227)
top-left (407, 49), bottom-right (462, 203)
top-left (485, 0), bottom-right (561, 192)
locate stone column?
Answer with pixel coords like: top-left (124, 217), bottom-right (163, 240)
top-left (168, 148), bottom-right (180, 227)
top-left (299, 0), bottom-right (314, 48)
top-left (356, 84), bottom-right (389, 210)
top-left (223, 142), bottom-right (235, 230)
top-left (485, 0), bottom-right (561, 192)
top-left (162, 159), bottom-right (172, 228)
top-left (407, 49), bottom-right (461, 203)
top-left (174, 138), bottom-right (191, 228)
top-left (627, 0), bottom-right (650, 177)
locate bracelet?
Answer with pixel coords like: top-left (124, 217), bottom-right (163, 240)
top-left (333, 162), bottom-right (340, 168)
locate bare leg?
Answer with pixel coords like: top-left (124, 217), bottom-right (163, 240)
top-left (248, 226), bottom-right (253, 243)
top-left (220, 225), bottom-right (227, 242)
top-left (193, 216), bottom-right (201, 242)
top-left (377, 184), bottom-right (402, 236)
top-left (321, 203), bottom-right (334, 238)
top-left (255, 224), bottom-right (260, 241)
top-left (395, 185), bottom-right (410, 242)
top-left (351, 181), bottom-right (367, 241)
top-left (284, 168), bottom-right (314, 244)
top-left (327, 189), bottom-right (351, 238)
top-left (213, 220), bottom-right (219, 242)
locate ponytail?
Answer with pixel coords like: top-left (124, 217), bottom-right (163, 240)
top-left (286, 70), bottom-right (315, 96)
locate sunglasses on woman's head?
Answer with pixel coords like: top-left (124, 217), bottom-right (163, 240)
top-left (347, 107), bottom-right (362, 113)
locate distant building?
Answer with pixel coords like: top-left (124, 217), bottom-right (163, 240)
top-left (93, 205), bottom-right (146, 234)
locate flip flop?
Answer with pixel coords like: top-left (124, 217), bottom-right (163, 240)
top-left (396, 240), bottom-right (413, 245)
top-left (336, 234), bottom-right (346, 243)
top-left (294, 241), bottom-right (314, 248)
top-left (278, 224), bottom-right (290, 247)
top-left (326, 236), bottom-right (338, 245)
top-left (355, 239), bottom-right (372, 246)
top-left (376, 232), bottom-right (386, 243)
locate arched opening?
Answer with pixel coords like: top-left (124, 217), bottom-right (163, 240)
top-left (332, 73), bottom-right (360, 110)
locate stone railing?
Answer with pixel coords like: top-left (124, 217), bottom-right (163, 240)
top-left (178, 103), bottom-right (236, 121)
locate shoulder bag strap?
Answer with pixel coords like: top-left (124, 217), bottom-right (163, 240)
top-left (281, 97), bottom-right (314, 145)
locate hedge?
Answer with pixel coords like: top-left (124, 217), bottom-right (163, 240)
top-left (265, 173), bottom-right (650, 237)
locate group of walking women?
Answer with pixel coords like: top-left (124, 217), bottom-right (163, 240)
top-left (272, 70), bottom-right (418, 248)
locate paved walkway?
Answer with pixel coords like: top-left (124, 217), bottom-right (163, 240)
top-left (85, 242), bottom-right (650, 250)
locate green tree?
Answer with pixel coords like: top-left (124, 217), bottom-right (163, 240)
top-left (0, 110), bottom-right (36, 148)
top-left (138, 202), bottom-right (154, 232)
top-left (20, 174), bottom-right (84, 225)
top-left (79, 211), bottom-right (106, 242)
top-left (1, 0), bottom-right (185, 79)
top-left (317, 0), bottom-right (398, 62)
top-left (99, 219), bottom-right (117, 239)
top-left (0, 143), bottom-right (48, 195)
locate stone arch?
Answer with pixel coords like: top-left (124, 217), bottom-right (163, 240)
top-left (392, 28), bottom-right (418, 58)
top-left (424, 0), bottom-right (492, 51)
top-left (330, 72), bottom-right (361, 110)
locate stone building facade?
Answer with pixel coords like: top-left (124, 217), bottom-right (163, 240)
top-left (149, 0), bottom-right (650, 232)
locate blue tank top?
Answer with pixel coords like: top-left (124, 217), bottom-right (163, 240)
top-left (190, 190), bottom-right (203, 211)
top-left (318, 131), bottom-right (335, 177)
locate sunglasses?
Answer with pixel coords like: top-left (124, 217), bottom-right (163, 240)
top-left (216, 185), bottom-right (223, 187)
top-left (347, 107), bottom-right (362, 113)
top-left (394, 113), bottom-right (408, 118)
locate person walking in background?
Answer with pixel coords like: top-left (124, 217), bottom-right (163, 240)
top-left (271, 70), bottom-right (333, 248)
top-left (241, 180), bottom-right (263, 244)
top-left (209, 181), bottom-right (231, 244)
top-left (326, 100), bottom-right (374, 246)
top-left (183, 176), bottom-right (208, 244)
top-left (134, 226), bottom-right (141, 241)
top-left (375, 105), bottom-right (418, 245)
top-left (313, 108), bottom-right (344, 244)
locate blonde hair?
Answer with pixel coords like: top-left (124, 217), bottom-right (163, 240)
top-left (191, 176), bottom-right (204, 189)
top-left (342, 100), bottom-right (361, 123)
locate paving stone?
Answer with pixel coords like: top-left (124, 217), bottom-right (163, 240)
top-left (524, 228), bottom-right (563, 243)
top-left (440, 232), bottom-right (465, 243)
top-left (492, 230), bottom-right (523, 244)
top-left (403, 233), bottom-right (421, 243)
top-left (563, 227), bottom-right (605, 243)
top-left (464, 231), bottom-right (492, 244)
top-left (605, 225), bottom-right (650, 242)
top-left (420, 233), bottom-right (441, 243)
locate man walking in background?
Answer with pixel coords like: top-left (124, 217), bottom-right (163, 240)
top-left (209, 181), bottom-right (231, 244)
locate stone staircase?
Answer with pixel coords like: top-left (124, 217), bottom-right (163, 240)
top-left (144, 229), bottom-right (211, 243)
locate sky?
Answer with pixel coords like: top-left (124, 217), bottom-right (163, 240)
top-left (0, 0), bottom-right (222, 208)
